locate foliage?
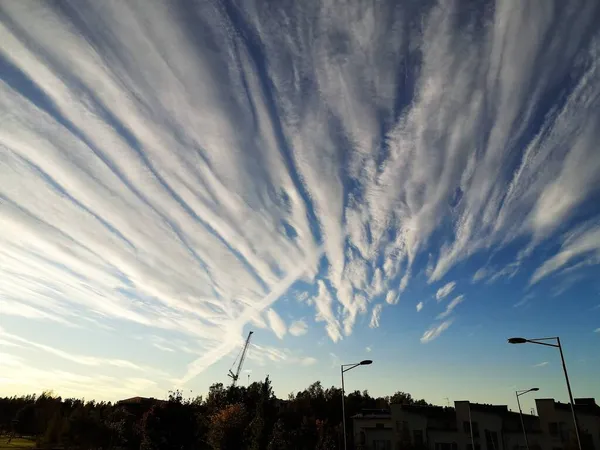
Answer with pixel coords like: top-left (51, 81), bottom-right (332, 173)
top-left (0, 379), bottom-right (428, 450)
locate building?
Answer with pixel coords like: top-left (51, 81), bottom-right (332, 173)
top-left (353, 409), bottom-right (394, 450)
top-left (353, 398), bottom-right (600, 450)
top-left (536, 398), bottom-right (600, 450)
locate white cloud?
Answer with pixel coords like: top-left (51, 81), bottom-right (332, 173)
top-left (365, 346), bottom-right (372, 353)
top-left (369, 304), bottom-right (383, 329)
top-left (289, 319), bottom-right (308, 337)
top-left (2, 330), bottom-right (162, 374)
top-left (0, 339), bottom-right (23, 349)
top-left (0, 0), bottom-right (599, 394)
top-left (594, 328), bottom-right (600, 333)
top-left (247, 343), bottom-right (316, 368)
top-left (533, 361), bottom-right (549, 367)
top-left (436, 295), bottom-right (465, 319)
top-left (435, 282), bottom-right (456, 302)
top-left (300, 357), bottom-right (318, 366)
top-left (416, 302), bottom-right (424, 312)
top-left (487, 262), bottom-right (521, 284)
top-left (385, 290), bottom-right (398, 305)
top-left (514, 293), bottom-right (534, 308)
top-left (266, 308), bottom-right (287, 339)
top-left (530, 223), bottom-right (600, 285)
top-left (472, 268), bottom-right (488, 283)
top-left (420, 320), bottom-right (454, 344)
top-left (312, 280), bottom-right (342, 342)
top-left (152, 343), bottom-right (175, 353)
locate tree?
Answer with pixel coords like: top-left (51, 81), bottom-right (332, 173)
top-left (140, 395), bottom-right (200, 450)
top-left (267, 419), bottom-right (292, 450)
top-left (14, 403), bottom-right (37, 436)
top-left (389, 391), bottom-right (414, 405)
top-left (208, 403), bottom-right (248, 450)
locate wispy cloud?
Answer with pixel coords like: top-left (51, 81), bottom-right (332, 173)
top-left (266, 309), bottom-right (287, 340)
top-left (0, 352), bottom-right (162, 401)
top-left (365, 346), bottom-right (372, 353)
top-left (514, 293), bottom-right (535, 308)
top-left (289, 319), bottom-right (308, 337)
top-left (0, 0), bottom-right (599, 390)
top-left (531, 222), bottom-right (600, 285)
top-left (247, 344), bottom-right (316, 368)
top-left (2, 331), bottom-right (165, 375)
top-left (416, 302), bottom-right (424, 312)
top-left (436, 282), bottom-right (457, 302)
top-left (300, 357), bottom-right (318, 367)
top-left (533, 361), bottom-right (549, 367)
top-left (369, 304), bottom-right (383, 329)
top-left (312, 281), bottom-right (342, 342)
top-left (436, 295), bottom-right (465, 319)
top-left (594, 328), bottom-right (600, 333)
top-left (385, 290), bottom-right (399, 305)
top-left (472, 268), bottom-right (488, 283)
top-left (420, 320), bottom-right (454, 344)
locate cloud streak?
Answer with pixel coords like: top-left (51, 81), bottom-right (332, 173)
top-left (436, 295), bottom-right (465, 319)
top-left (0, 0), bottom-right (599, 385)
top-left (436, 282), bottom-right (456, 302)
top-left (266, 309), bottom-right (287, 340)
top-left (420, 320), bottom-right (454, 344)
top-left (289, 320), bottom-right (308, 337)
top-left (369, 304), bottom-right (383, 329)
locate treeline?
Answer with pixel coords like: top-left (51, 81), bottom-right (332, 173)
top-left (0, 380), bottom-right (430, 449)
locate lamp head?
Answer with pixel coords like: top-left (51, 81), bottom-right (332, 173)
top-left (530, 388), bottom-right (539, 392)
top-left (360, 360), bottom-right (373, 365)
top-left (508, 337), bottom-right (527, 344)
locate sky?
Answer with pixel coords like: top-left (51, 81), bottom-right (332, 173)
top-left (0, 0), bottom-right (599, 415)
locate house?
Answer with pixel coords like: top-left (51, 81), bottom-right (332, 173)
top-left (353, 398), bottom-right (599, 450)
top-left (353, 409), bottom-right (394, 450)
top-left (536, 398), bottom-right (600, 450)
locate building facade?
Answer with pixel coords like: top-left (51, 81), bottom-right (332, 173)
top-left (353, 398), bottom-right (600, 450)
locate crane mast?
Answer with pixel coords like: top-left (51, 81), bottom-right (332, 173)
top-left (228, 331), bottom-right (253, 386)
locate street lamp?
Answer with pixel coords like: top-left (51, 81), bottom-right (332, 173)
top-left (508, 336), bottom-right (581, 450)
top-left (341, 360), bottom-right (373, 450)
top-left (516, 387), bottom-right (539, 450)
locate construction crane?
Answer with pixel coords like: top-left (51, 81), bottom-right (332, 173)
top-left (228, 331), bottom-right (253, 386)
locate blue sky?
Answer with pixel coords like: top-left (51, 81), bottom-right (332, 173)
top-left (0, 0), bottom-right (599, 415)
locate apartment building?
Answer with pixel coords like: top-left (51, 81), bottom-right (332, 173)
top-left (536, 398), bottom-right (600, 450)
top-left (353, 409), bottom-right (394, 450)
top-left (353, 397), bottom-right (599, 450)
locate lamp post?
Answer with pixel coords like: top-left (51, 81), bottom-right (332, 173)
top-left (508, 337), bottom-right (581, 450)
top-left (516, 388), bottom-right (539, 450)
top-left (341, 360), bottom-right (373, 450)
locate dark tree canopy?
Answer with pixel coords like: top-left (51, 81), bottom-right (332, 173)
top-left (0, 379), bottom-right (432, 450)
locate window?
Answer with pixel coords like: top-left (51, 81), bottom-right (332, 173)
top-left (414, 430), bottom-right (424, 446)
top-left (358, 431), bottom-right (366, 445)
top-left (558, 422), bottom-right (569, 443)
top-left (463, 421), bottom-right (479, 437)
top-left (549, 422), bottom-right (559, 436)
top-left (485, 430), bottom-right (499, 450)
